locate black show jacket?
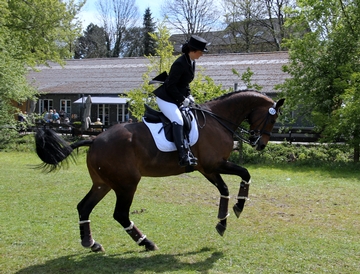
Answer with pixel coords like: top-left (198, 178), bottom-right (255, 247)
top-left (153, 53), bottom-right (195, 107)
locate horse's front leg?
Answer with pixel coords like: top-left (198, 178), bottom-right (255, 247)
top-left (217, 161), bottom-right (251, 219)
top-left (202, 173), bottom-right (230, 236)
top-left (233, 179), bottom-right (251, 218)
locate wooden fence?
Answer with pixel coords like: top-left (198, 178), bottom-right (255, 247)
top-left (33, 123), bottom-right (321, 143)
top-left (270, 126), bottom-right (321, 143)
top-left (34, 122), bottom-right (108, 136)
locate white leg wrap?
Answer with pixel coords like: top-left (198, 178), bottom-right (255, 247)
top-left (237, 196), bottom-right (250, 201)
top-left (124, 221), bottom-right (134, 231)
top-left (218, 213), bottom-right (230, 221)
top-left (79, 220), bottom-right (91, 224)
top-left (88, 239), bottom-right (95, 248)
top-left (136, 235), bottom-right (147, 244)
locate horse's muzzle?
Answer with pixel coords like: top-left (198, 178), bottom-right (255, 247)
top-left (256, 143), bottom-right (266, 151)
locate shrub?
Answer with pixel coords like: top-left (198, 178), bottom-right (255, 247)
top-left (230, 142), bottom-right (353, 166)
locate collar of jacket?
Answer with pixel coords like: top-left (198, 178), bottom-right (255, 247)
top-left (184, 53), bottom-right (195, 73)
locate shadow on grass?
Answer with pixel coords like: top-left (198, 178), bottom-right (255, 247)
top-left (16, 247), bottom-right (223, 274)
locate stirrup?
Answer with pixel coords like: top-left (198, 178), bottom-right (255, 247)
top-left (188, 158), bottom-right (197, 166)
top-left (179, 155), bottom-right (189, 167)
top-left (187, 150), bottom-right (197, 166)
top-left (188, 151), bottom-right (198, 162)
top-left (179, 155), bottom-right (197, 167)
top-left (178, 153), bottom-right (197, 167)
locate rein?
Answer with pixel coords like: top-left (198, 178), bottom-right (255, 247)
top-left (190, 105), bottom-right (269, 146)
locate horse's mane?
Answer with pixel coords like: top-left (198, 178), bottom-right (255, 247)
top-left (205, 89), bottom-right (268, 103)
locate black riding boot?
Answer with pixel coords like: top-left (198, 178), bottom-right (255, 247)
top-left (172, 122), bottom-right (197, 167)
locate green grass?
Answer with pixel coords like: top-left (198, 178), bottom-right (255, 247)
top-left (0, 152), bottom-right (359, 273)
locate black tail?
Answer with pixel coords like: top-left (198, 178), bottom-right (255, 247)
top-left (35, 128), bottom-right (93, 172)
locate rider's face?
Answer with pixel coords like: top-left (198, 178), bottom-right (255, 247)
top-left (189, 50), bottom-right (203, 60)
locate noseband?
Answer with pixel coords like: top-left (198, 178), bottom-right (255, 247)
top-left (246, 108), bottom-right (275, 146)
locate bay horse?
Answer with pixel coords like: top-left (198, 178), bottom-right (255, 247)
top-left (35, 90), bottom-right (284, 252)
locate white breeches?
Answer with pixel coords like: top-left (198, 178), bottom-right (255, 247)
top-left (156, 97), bottom-right (184, 126)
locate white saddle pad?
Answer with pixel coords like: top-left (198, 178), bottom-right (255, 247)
top-left (142, 113), bottom-right (199, 152)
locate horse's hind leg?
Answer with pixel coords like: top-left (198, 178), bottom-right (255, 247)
top-left (113, 186), bottom-right (159, 251)
top-left (77, 184), bottom-right (111, 252)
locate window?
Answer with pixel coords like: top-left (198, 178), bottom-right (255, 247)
top-left (117, 103), bottom-right (129, 123)
top-left (60, 99), bottom-right (71, 115)
top-left (97, 104), bottom-right (110, 125)
top-left (39, 99), bottom-right (53, 114)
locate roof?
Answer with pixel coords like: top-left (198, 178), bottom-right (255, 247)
top-left (27, 51), bottom-right (289, 95)
top-left (74, 96), bottom-right (129, 104)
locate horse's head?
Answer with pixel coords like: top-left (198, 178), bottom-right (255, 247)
top-left (248, 98), bottom-right (285, 151)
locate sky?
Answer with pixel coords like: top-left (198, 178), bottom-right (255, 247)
top-left (78, 0), bottom-right (163, 30)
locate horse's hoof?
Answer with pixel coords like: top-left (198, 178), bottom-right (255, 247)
top-left (233, 203), bottom-right (243, 218)
top-left (91, 242), bottom-right (105, 252)
top-left (145, 243), bottom-right (159, 251)
top-left (140, 238), bottom-right (159, 251)
top-left (215, 222), bottom-right (226, 236)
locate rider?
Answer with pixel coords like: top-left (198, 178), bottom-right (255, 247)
top-left (153, 35), bottom-right (208, 167)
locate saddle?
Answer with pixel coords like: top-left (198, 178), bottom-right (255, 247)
top-left (143, 104), bottom-right (193, 143)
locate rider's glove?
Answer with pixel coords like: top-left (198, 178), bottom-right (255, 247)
top-left (188, 95), bottom-right (195, 104)
top-left (182, 97), bottom-right (190, 107)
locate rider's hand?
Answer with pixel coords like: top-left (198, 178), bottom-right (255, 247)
top-left (188, 95), bottom-right (195, 104)
top-left (182, 97), bottom-right (190, 107)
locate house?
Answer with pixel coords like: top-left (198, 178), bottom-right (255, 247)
top-left (27, 51), bottom-right (289, 125)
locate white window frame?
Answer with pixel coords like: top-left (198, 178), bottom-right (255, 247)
top-left (39, 99), bottom-right (53, 114)
top-left (60, 99), bottom-right (71, 115)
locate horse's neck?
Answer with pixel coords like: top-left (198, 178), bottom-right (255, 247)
top-left (208, 94), bottom-right (259, 127)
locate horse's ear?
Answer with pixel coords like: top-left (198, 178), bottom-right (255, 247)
top-left (275, 98), bottom-right (285, 109)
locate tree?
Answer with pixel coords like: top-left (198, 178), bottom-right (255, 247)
top-left (222, 0), bottom-right (264, 52)
top-left (5, 0), bottom-right (84, 66)
top-left (221, 0), bottom-right (296, 52)
top-left (278, 0), bottom-right (360, 161)
top-left (122, 27), bottom-right (145, 57)
top-left (96, 0), bottom-right (139, 57)
top-left (0, 0), bottom-right (84, 139)
top-left (74, 23), bottom-right (108, 59)
top-left (161, 0), bottom-right (219, 38)
top-left (143, 8), bottom-right (156, 56)
top-left (121, 8), bottom-right (157, 57)
top-left (259, 0), bottom-right (296, 51)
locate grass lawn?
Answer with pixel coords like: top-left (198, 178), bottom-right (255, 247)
top-left (0, 151), bottom-right (359, 273)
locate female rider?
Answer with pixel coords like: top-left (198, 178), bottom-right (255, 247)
top-left (153, 35), bottom-right (208, 167)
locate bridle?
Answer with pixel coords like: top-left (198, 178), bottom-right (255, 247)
top-left (190, 103), bottom-right (278, 147)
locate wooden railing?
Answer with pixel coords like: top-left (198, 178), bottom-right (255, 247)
top-left (34, 122), bottom-right (321, 143)
top-left (270, 126), bottom-right (321, 143)
top-left (34, 122), bottom-right (109, 136)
